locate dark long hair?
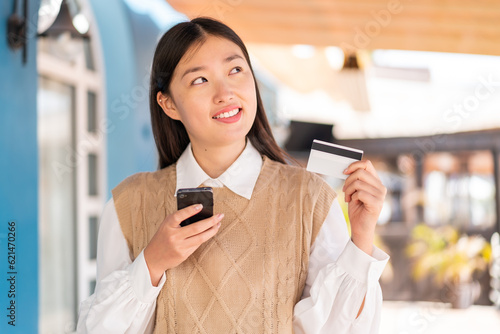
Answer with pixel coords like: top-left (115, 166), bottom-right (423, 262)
top-left (150, 17), bottom-right (288, 169)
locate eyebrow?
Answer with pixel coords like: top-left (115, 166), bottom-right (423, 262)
top-left (181, 54), bottom-right (244, 79)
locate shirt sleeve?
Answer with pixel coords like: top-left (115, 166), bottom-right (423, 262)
top-left (293, 199), bottom-right (390, 334)
top-left (77, 199), bottom-right (166, 334)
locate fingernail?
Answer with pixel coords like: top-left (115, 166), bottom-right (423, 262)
top-left (195, 204), bottom-right (203, 210)
top-left (217, 222), bottom-right (221, 228)
top-left (217, 213), bottom-right (224, 220)
top-left (343, 168), bottom-right (349, 174)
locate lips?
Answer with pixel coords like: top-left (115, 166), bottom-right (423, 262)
top-left (212, 105), bottom-right (241, 119)
top-left (211, 105), bottom-right (243, 124)
top-left (212, 108), bottom-right (241, 119)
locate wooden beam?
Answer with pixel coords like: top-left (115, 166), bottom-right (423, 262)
top-left (166, 0), bottom-right (500, 55)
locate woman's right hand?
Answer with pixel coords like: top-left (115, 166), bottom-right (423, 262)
top-left (143, 204), bottom-right (224, 286)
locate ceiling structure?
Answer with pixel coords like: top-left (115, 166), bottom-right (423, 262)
top-left (166, 0), bottom-right (500, 56)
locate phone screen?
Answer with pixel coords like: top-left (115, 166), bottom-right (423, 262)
top-left (177, 187), bottom-right (214, 227)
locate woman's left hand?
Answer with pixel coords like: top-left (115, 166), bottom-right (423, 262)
top-left (342, 160), bottom-right (387, 255)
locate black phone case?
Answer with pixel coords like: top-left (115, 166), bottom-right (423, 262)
top-left (177, 187), bottom-right (214, 227)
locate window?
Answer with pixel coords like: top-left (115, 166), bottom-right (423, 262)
top-left (38, 0), bottom-right (105, 332)
top-left (423, 151), bottom-right (496, 230)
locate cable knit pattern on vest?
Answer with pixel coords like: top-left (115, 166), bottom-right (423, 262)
top-left (112, 156), bottom-right (336, 333)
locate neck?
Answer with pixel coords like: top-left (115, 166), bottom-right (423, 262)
top-left (190, 139), bottom-right (247, 178)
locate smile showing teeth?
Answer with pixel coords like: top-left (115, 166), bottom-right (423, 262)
top-left (213, 108), bottom-right (240, 119)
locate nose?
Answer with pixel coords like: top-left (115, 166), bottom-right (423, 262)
top-left (212, 78), bottom-right (234, 104)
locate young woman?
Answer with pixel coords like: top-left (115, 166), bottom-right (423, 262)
top-left (78, 17), bottom-right (389, 334)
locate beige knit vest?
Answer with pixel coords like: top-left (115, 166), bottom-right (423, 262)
top-left (112, 156), bottom-right (336, 333)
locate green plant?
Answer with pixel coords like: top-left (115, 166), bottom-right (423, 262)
top-left (406, 224), bottom-right (492, 285)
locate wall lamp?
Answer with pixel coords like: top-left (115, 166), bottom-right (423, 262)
top-left (7, 0), bottom-right (90, 65)
top-left (7, 0), bottom-right (28, 64)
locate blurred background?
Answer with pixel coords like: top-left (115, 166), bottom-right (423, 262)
top-left (1, 0), bottom-right (500, 333)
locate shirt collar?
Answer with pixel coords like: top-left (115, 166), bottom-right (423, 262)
top-left (175, 141), bottom-right (263, 200)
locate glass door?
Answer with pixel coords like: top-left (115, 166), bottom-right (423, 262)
top-left (38, 76), bottom-right (77, 332)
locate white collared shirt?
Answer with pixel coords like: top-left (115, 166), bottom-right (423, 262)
top-left (175, 142), bottom-right (262, 200)
top-left (77, 142), bottom-right (389, 334)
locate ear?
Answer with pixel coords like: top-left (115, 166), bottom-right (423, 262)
top-left (157, 91), bottom-right (181, 121)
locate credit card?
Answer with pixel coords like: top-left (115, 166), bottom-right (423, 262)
top-left (306, 140), bottom-right (364, 179)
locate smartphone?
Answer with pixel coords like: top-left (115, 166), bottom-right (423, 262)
top-left (177, 187), bottom-right (214, 227)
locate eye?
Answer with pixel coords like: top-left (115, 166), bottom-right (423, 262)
top-left (191, 77), bottom-right (207, 85)
top-left (229, 67), bottom-right (242, 75)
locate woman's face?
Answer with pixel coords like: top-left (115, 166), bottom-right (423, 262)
top-left (160, 35), bottom-right (257, 151)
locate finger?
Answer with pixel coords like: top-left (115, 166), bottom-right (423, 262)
top-left (343, 168), bottom-right (383, 193)
top-left (185, 220), bottom-right (222, 247)
top-left (343, 167), bottom-right (386, 201)
top-left (350, 191), bottom-right (383, 212)
top-left (180, 213), bottom-right (224, 238)
top-left (343, 160), bottom-right (378, 178)
top-left (168, 204), bottom-right (204, 227)
top-left (344, 178), bottom-right (385, 202)
top-left (344, 181), bottom-right (385, 202)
